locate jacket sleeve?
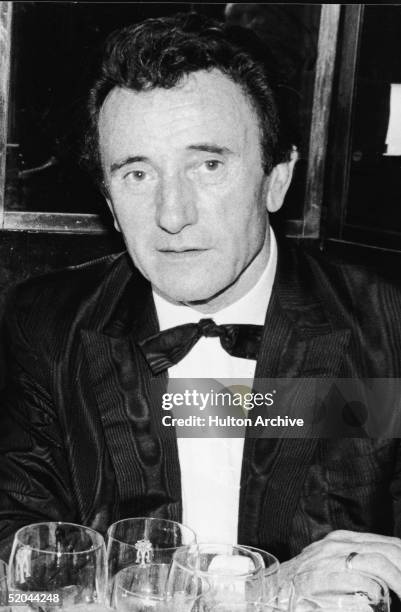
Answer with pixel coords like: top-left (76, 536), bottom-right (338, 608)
top-left (0, 290), bottom-right (76, 562)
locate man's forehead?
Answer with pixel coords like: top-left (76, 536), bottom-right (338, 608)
top-left (98, 69), bottom-right (260, 152)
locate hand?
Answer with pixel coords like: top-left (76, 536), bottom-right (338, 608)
top-left (277, 530), bottom-right (401, 603)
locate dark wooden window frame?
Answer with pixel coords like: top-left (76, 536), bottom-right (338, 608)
top-left (286, 3), bottom-right (341, 240)
top-left (0, 2), bottom-right (341, 236)
top-left (324, 4), bottom-right (401, 254)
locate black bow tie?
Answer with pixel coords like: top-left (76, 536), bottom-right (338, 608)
top-left (138, 318), bottom-right (263, 374)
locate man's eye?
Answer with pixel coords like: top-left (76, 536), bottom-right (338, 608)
top-left (127, 170), bottom-right (147, 181)
top-left (203, 160), bottom-right (222, 171)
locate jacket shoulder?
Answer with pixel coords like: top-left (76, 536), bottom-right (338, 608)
top-left (4, 252), bottom-right (132, 339)
top-left (301, 246), bottom-right (401, 301)
top-left (294, 244), bottom-right (401, 339)
top-left (277, 239), bottom-right (401, 328)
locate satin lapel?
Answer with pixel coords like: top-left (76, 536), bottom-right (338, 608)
top-left (81, 258), bottom-right (181, 520)
top-left (239, 246), bottom-right (351, 559)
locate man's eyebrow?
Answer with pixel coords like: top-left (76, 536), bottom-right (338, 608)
top-left (109, 146), bottom-right (233, 174)
top-left (110, 156), bottom-right (149, 174)
top-left (187, 144), bottom-right (234, 155)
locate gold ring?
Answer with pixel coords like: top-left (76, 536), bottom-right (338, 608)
top-left (345, 551), bottom-right (358, 570)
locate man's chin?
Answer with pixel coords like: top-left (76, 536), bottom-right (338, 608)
top-left (152, 281), bottom-right (221, 306)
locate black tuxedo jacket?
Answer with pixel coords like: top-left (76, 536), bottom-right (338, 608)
top-left (1, 242), bottom-right (401, 562)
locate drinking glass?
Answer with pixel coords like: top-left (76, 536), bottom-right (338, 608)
top-left (0, 560), bottom-right (9, 612)
top-left (210, 605), bottom-right (286, 612)
top-left (168, 543), bottom-right (265, 610)
top-left (112, 564), bottom-right (169, 612)
top-left (112, 562), bottom-right (202, 612)
top-left (8, 522), bottom-right (107, 612)
top-left (289, 568), bottom-right (390, 611)
top-left (241, 547), bottom-right (279, 603)
top-left (106, 518), bottom-right (196, 604)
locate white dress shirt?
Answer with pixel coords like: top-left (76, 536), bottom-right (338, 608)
top-left (153, 229), bottom-right (277, 543)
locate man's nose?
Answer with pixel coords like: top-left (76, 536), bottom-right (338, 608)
top-left (156, 174), bottom-right (198, 233)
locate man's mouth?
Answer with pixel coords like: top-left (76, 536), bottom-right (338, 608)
top-left (157, 248), bottom-right (209, 262)
top-left (159, 248), bottom-right (208, 254)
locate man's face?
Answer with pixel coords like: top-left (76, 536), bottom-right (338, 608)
top-left (99, 69), bottom-right (285, 310)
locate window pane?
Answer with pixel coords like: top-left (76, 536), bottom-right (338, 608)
top-left (346, 6), bottom-right (401, 236)
top-left (5, 2), bottom-right (224, 217)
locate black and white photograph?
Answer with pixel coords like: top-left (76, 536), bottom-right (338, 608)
top-left (1, 3), bottom-right (401, 610)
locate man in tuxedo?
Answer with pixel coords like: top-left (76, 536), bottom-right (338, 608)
top-left (1, 11), bottom-right (401, 595)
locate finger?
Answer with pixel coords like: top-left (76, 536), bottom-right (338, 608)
top-left (344, 551), bottom-right (401, 600)
top-left (303, 530), bottom-right (401, 555)
top-left (296, 546), bottom-right (401, 599)
top-left (300, 539), bottom-right (401, 568)
top-left (296, 553), bottom-right (400, 591)
top-left (325, 530), bottom-right (401, 548)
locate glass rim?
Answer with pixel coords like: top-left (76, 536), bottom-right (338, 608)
top-left (291, 566), bottom-right (390, 604)
top-left (241, 545), bottom-right (279, 572)
top-left (171, 543), bottom-right (265, 578)
top-left (13, 521), bottom-right (105, 555)
top-left (106, 516), bottom-right (196, 546)
top-left (211, 606), bottom-right (284, 611)
top-left (210, 605), bottom-right (284, 611)
top-left (115, 583), bottom-right (166, 602)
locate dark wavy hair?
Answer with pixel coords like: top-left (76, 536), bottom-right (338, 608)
top-left (82, 11), bottom-right (292, 185)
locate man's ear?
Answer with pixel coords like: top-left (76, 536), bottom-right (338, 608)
top-left (102, 182), bottom-right (121, 233)
top-left (106, 198), bottom-right (121, 233)
top-left (266, 147), bottom-right (298, 213)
